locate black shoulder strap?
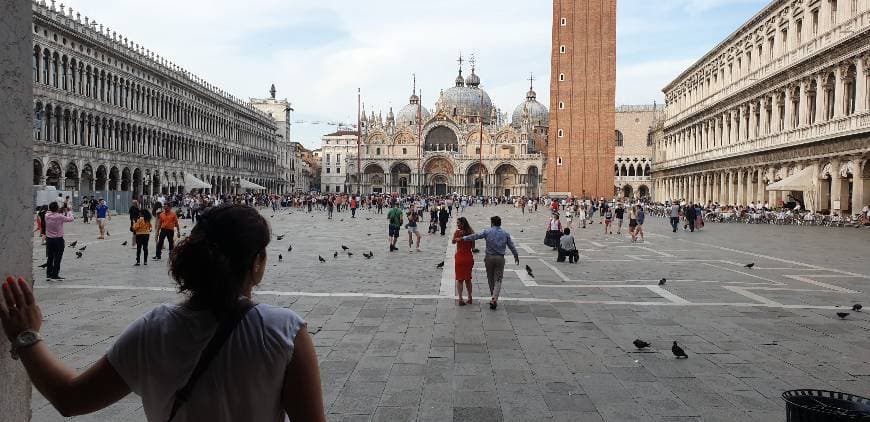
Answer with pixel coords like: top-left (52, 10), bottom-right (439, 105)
top-left (166, 299), bottom-right (255, 422)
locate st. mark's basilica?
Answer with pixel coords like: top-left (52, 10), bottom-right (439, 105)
top-left (344, 58), bottom-right (549, 197)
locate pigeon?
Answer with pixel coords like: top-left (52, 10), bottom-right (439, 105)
top-left (38, 263), bottom-right (48, 268)
top-left (659, 278), bottom-right (667, 286)
top-left (744, 263), bottom-right (755, 269)
top-left (367, 233), bottom-right (372, 236)
top-left (837, 312), bottom-right (850, 319)
top-left (69, 241), bottom-right (78, 247)
top-left (270, 215), bottom-right (274, 218)
top-left (671, 341), bottom-right (688, 358)
top-left (363, 252), bottom-right (373, 259)
top-left (278, 254), bottom-right (283, 262)
top-left (633, 339), bottom-right (651, 349)
top-left (340, 219), bottom-right (344, 222)
top-left (525, 265), bottom-right (534, 278)
top-left (365, 218), bottom-right (372, 221)
top-left (520, 229), bottom-right (524, 233)
top-left (852, 304), bottom-right (862, 312)
top-left (75, 251), bottom-right (83, 259)
top-left (78, 246), bottom-right (87, 251)
top-left (287, 245), bottom-right (293, 252)
top-left (341, 245), bottom-right (349, 251)
top-left (121, 241), bottom-right (128, 246)
top-left (318, 255), bottom-right (326, 263)
top-left (347, 251), bottom-right (354, 257)
top-left (472, 248), bottom-right (480, 253)
top-left (276, 235), bottom-right (285, 241)
top-left (435, 261), bottom-right (444, 269)
top-left (333, 251), bottom-right (338, 259)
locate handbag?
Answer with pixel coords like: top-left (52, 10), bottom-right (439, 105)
top-left (166, 299), bottom-right (256, 422)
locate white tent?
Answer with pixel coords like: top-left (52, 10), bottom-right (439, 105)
top-left (766, 166), bottom-right (817, 211)
top-left (239, 178), bottom-right (267, 190)
top-left (183, 173), bottom-right (212, 189)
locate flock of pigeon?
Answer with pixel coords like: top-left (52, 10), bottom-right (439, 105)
top-left (274, 234), bottom-right (374, 265)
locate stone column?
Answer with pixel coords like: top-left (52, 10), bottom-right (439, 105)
top-left (770, 94), bottom-right (781, 132)
top-left (736, 106), bottom-right (745, 142)
top-left (853, 158), bottom-right (866, 215)
top-left (815, 73), bottom-right (825, 123)
top-left (728, 171), bottom-right (737, 205)
top-left (834, 66), bottom-right (845, 118)
top-left (747, 169), bottom-right (756, 205)
top-left (700, 174), bottom-right (707, 203)
top-left (1, 0), bottom-right (35, 416)
top-left (759, 98), bottom-right (768, 136)
top-left (748, 104), bottom-right (757, 139)
top-left (767, 168), bottom-right (776, 206)
top-left (783, 86), bottom-right (793, 129)
top-left (830, 158), bottom-right (842, 214)
top-left (855, 56), bottom-right (867, 113)
top-left (736, 170), bottom-right (745, 206)
top-left (756, 168), bottom-right (765, 204)
top-left (718, 172), bottom-right (726, 204)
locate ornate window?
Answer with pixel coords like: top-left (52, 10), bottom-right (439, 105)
top-left (615, 130), bottom-right (624, 147)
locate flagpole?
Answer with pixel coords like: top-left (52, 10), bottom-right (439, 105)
top-left (478, 91), bottom-right (484, 198)
top-left (357, 87), bottom-right (361, 195)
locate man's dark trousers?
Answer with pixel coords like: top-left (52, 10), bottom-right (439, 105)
top-left (670, 217), bottom-right (679, 232)
top-left (45, 237), bottom-right (64, 278)
top-left (155, 228), bottom-right (175, 258)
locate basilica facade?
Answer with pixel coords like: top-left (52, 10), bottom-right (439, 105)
top-left (345, 61), bottom-right (549, 197)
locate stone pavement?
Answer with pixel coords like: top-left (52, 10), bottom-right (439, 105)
top-left (28, 204), bottom-right (870, 421)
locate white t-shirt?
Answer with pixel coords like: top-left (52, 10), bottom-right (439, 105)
top-left (107, 303), bottom-right (306, 422)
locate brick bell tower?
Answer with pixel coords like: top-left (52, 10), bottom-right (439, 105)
top-left (547, 0), bottom-right (617, 199)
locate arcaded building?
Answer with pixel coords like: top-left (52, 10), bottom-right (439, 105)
top-left (31, 0), bottom-right (283, 198)
top-left (655, 0), bottom-right (869, 214)
top-left (344, 59), bottom-right (548, 197)
top-left (615, 105), bottom-right (663, 199)
top-left (548, 0), bottom-right (617, 198)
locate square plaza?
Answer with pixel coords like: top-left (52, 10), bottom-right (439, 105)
top-left (29, 205), bottom-right (870, 421)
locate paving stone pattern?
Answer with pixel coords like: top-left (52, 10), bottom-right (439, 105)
top-left (29, 205), bottom-right (870, 421)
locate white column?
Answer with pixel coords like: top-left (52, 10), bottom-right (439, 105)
top-left (784, 87), bottom-right (793, 129)
top-left (736, 170), bottom-right (745, 206)
top-left (830, 158), bottom-right (842, 213)
top-left (815, 73), bottom-right (826, 123)
top-left (834, 66), bottom-right (845, 118)
top-left (855, 56), bottom-right (867, 113)
top-left (759, 98), bottom-right (768, 136)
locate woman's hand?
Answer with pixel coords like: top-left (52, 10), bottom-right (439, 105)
top-left (0, 276), bottom-right (43, 341)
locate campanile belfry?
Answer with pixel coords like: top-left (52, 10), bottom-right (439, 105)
top-left (547, 0), bottom-right (617, 198)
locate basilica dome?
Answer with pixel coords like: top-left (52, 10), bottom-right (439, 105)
top-left (438, 68), bottom-right (493, 124)
top-left (511, 88), bottom-right (549, 129)
top-left (396, 92), bottom-right (431, 126)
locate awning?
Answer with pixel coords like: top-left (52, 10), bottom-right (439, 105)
top-left (766, 167), bottom-right (813, 191)
top-left (239, 178), bottom-right (267, 190)
top-left (183, 173), bottom-right (212, 189)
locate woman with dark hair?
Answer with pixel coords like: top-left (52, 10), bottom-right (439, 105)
top-left (0, 204), bottom-right (325, 421)
top-left (132, 209), bottom-right (152, 266)
top-left (452, 217), bottom-right (475, 305)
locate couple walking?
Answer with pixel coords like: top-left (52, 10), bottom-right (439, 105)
top-left (451, 216), bottom-right (520, 310)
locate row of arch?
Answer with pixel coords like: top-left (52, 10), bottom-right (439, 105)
top-left (34, 159), bottom-right (276, 196)
top-left (32, 42), bottom-right (276, 152)
top-left (33, 101), bottom-right (276, 174)
top-left (355, 160), bottom-right (541, 197)
top-left (615, 160), bottom-right (652, 177)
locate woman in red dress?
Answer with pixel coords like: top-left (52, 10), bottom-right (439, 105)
top-left (452, 217), bottom-right (475, 306)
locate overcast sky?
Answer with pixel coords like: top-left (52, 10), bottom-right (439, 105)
top-left (64, 0), bottom-right (767, 149)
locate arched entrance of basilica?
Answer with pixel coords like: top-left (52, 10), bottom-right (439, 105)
top-left (425, 157), bottom-right (453, 196)
top-left (391, 162), bottom-right (412, 196)
top-left (495, 164), bottom-right (519, 197)
top-left (466, 163), bottom-right (487, 196)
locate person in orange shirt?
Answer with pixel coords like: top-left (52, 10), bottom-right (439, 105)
top-left (132, 209), bottom-right (153, 266)
top-left (153, 202), bottom-right (180, 260)
top-left (350, 196), bottom-right (358, 218)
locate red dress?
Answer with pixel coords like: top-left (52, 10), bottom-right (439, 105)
top-left (453, 229), bottom-right (474, 281)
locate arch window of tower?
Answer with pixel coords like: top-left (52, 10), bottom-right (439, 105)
top-left (557, 129), bottom-right (564, 137)
top-left (559, 73), bottom-right (565, 82)
top-left (560, 45), bottom-right (566, 54)
top-left (558, 102), bottom-right (564, 109)
top-left (560, 17), bottom-right (567, 26)
top-left (615, 130), bottom-right (624, 147)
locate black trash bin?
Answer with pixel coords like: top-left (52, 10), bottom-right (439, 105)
top-left (783, 389), bottom-right (870, 421)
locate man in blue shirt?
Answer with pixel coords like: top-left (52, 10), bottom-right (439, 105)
top-left (95, 199), bottom-right (111, 239)
top-left (461, 216), bottom-right (519, 310)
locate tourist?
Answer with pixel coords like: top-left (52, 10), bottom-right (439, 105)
top-left (452, 217), bottom-right (475, 306)
top-left (80, 196), bottom-right (90, 224)
top-left (438, 205), bottom-right (450, 236)
top-left (95, 198), bottom-right (110, 239)
top-left (628, 205), bottom-right (638, 242)
top-left (577, 203), bottom-right (587, 229)
top-left (557, 228), bottom-right (578, 264)
top-left (685, 204), bottom-right (697, 232)
top-left (153, 203), bottom-right (180, 261)
top-left (349, 196), bottom-right (358, 218)
top-left (406, 208), bottom-right (421, 252)
top-left (461, 216), bottom-right (519, 310)
top-left (694, 203), bottom-right (704, 231)
top-left (132, 209), bottom-right (152, 266)
top-left (387, 201), bottom-right (403, 252)
top-left (544, 213), bottom-right (562, 250)
top-left (44, 202), bottom-right (74, 280)
top-left (634, 205), bottom-right (646, 242)
top-left (614, 203), bottom-right (625, 234)
top-left (604, 206), bottom-right (613, 234)
top-left (669, 202), bottom-right (681, 232)
top-left (36, 205), bottom-right (48, 245)
top-left (0, 205), bottom-right (326, 421)
top-left (129, 200), bottom-right (140, 249)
